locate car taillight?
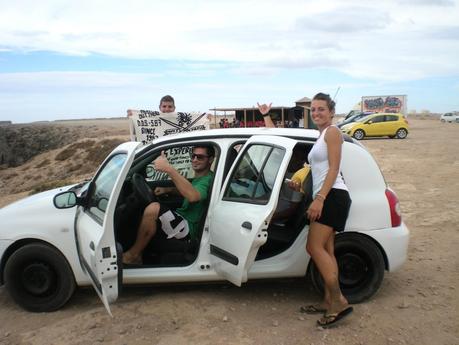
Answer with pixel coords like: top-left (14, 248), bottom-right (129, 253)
top-left (385, 189), bottom-right (402, 227)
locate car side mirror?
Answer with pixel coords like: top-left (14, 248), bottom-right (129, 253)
top-left (97, 197), bottom-right (109, 212)
top-left (367, 120), bottom-right (373, 124)
top-left (54, 191), bottom-right (78, 209)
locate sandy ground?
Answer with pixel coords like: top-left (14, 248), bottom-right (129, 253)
top-left (0, 118), bottom-right (458, 345)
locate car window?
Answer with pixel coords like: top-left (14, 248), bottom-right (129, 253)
top-left (88, 153), bottom-right (127, 222)
top-left (145, 146), bottom-right (194, 181)
top-left (145, 144), bottom-right (218, 182)
top-left (357, 115), bottom-right (372, 123)
top-left (386, 115), bottom-right (399, 122)
top-left (224, 144), bottom-right (285, 204)
top-left (370, 116), bottom-right (385, 123)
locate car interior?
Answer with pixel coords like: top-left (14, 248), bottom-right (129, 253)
top-left (113, 141), bottom-right (313, 268)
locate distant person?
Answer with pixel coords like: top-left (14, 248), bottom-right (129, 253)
top-left (127, 95), bottom-right (176, 117)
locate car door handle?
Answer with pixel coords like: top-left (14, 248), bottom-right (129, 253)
top-left (242, 221), bottom-right (252, 230)
top-left (89, 241), bottom-right (95, 251)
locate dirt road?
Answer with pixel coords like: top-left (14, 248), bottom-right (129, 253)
top-left (0, 118), bottom-right (458, 345)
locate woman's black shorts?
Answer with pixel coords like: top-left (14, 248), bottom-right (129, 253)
top-left (316, 188), bottom-right (351, 232)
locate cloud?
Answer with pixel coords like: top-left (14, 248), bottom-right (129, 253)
top-left (295, 7), bottom-right (391, 33)
top-left (398, 0), bottom-right (455, 6)
top-left (0, 1), bottom-right (458, 89)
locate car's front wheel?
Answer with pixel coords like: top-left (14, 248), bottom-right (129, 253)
top-left (353, 129), bottom-right (365, 140)
top-left (395, 128), bottom-right (408, 139)
top-left (4, 243), bottom-right (76, 312)
top-left (308, 233), bottom-right (385, 303)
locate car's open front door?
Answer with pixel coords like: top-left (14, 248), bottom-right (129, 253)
top-left (75, 142), bottom-right (141, 315)
top-left (209, 135), bottom-right (296, 286)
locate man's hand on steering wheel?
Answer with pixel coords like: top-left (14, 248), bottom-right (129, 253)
top-left (154, 187), bottom-right (168, 196)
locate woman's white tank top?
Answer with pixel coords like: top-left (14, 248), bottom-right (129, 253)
top-left (308, 125), bottom-right (348, 196)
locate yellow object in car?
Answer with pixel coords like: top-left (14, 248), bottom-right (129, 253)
top-left (291, 164), bottom-right (311, 193)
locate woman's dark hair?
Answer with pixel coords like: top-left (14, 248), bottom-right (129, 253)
top-left (312, 93), bottom-right (336, 112)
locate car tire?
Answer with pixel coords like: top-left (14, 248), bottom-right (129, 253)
top-left (395, 128), bottom-right (408, 139)
top-left (353, 129), bottom-right (365, 140)
top-left (308, 233), bottom-right (385, 304)
top-left (4, 243), bottom-right (76, 312)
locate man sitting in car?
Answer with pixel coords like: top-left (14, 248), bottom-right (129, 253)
top-left (123, 145), bottom-right (214, 264)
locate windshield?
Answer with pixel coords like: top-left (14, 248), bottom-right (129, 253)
top-left (357, 115), bottom-right (373, 123)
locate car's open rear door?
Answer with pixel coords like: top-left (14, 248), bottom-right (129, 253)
top-left (75, 142), bottom-right (141, 315)
top-left (208, 135), bottom-right (296, 286)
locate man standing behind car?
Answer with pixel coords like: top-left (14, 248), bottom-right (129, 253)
top-left (127, 94), bottom-right (176, 117)
top-left (123, 145), bottom-right (214, 265)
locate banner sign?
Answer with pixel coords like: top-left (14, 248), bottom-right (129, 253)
top-left (129, 110), bottom-right (210, 144)
top-left (361, 95), bottom-right (407, 115)
top-left (146, 146), bottom-right (194, 181)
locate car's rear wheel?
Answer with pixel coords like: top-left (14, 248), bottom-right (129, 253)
top-left (395, 128), bottom-right (408, 139)
top-left (308, 233), bottom-right (385, 303)
top-left (4, 243), bottom-right (76, 312)
top-left (353, 129), bottom-right (365, 140)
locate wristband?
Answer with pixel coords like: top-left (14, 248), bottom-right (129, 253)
top-left (315, 193), bottom-right (326, 201)
top-left (262, 113), bottom-right (271, 118)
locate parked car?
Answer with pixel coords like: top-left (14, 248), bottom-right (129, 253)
top-left (337, 111), bottom-right (374, 128)
top-left (343, 110), bottom-right (373, 121)
top-left (0, 128), bottom-right (409, 314)
top-left (440, 112), bottom-right (459, 123)
top-left (340, 113), bottom-right (409, 140)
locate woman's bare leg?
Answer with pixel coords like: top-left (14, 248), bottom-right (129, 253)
top-left (306, 222), bottom-right (348, 314)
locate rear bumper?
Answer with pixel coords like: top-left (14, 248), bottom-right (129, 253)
top-left (365, 222), bottom-right (410, 272)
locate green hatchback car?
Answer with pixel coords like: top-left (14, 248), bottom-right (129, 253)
top-left (340, 113), bottom-right (409, 140)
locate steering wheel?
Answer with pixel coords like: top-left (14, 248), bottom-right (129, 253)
top-left (132, 173), bottom-right (155, 205)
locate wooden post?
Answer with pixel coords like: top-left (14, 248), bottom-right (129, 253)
top-left (281, 108), bottom-right (285, 127)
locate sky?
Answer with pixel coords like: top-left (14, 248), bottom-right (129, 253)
top-left (0, 0), bottom-right (458, 123)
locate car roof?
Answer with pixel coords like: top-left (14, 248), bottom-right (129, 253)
top-left (367, 112), bottom-right (403, 116)
top-left (137, 127), bottom-right (321, 152)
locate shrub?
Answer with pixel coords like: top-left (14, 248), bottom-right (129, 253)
top-left (35, 159), bottom-right (50, 168)
top-left (86, 138), bottom-right (125, 164)
top-left (55, 140), bottom-right (96, 161)
top-left (55, 147), bottom-right (78, 161)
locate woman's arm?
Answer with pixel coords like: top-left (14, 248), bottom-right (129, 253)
top-left (257, 102), bottom-right (276, 128)
top-left (307, 126), bottom-right (343, 222)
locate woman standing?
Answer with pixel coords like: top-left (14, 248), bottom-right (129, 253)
top-left (303, 92), bottom-right (353, 327)
top-left (258, 93), bottom-right (353, 327)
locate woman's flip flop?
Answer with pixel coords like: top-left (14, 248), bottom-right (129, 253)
top-left (317, 306), bottom-right (354, 328)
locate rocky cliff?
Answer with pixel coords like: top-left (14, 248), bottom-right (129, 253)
top-left (0, 120), bottom-right (129, 167)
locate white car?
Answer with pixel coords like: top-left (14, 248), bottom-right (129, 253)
top-left (0, 128), bottom-right (409, 314)
top-left (440, 112), bottom-right (459, 123)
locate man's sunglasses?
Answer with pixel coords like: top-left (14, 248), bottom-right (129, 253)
top-left (190, 153), bottom-right (209, 161)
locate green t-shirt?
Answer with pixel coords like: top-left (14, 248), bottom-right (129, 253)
top-left (176, 171), bottom-right (214, 239)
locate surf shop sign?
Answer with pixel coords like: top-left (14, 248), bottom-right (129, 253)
top-left (129, 110), bottom-right (210, 144)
